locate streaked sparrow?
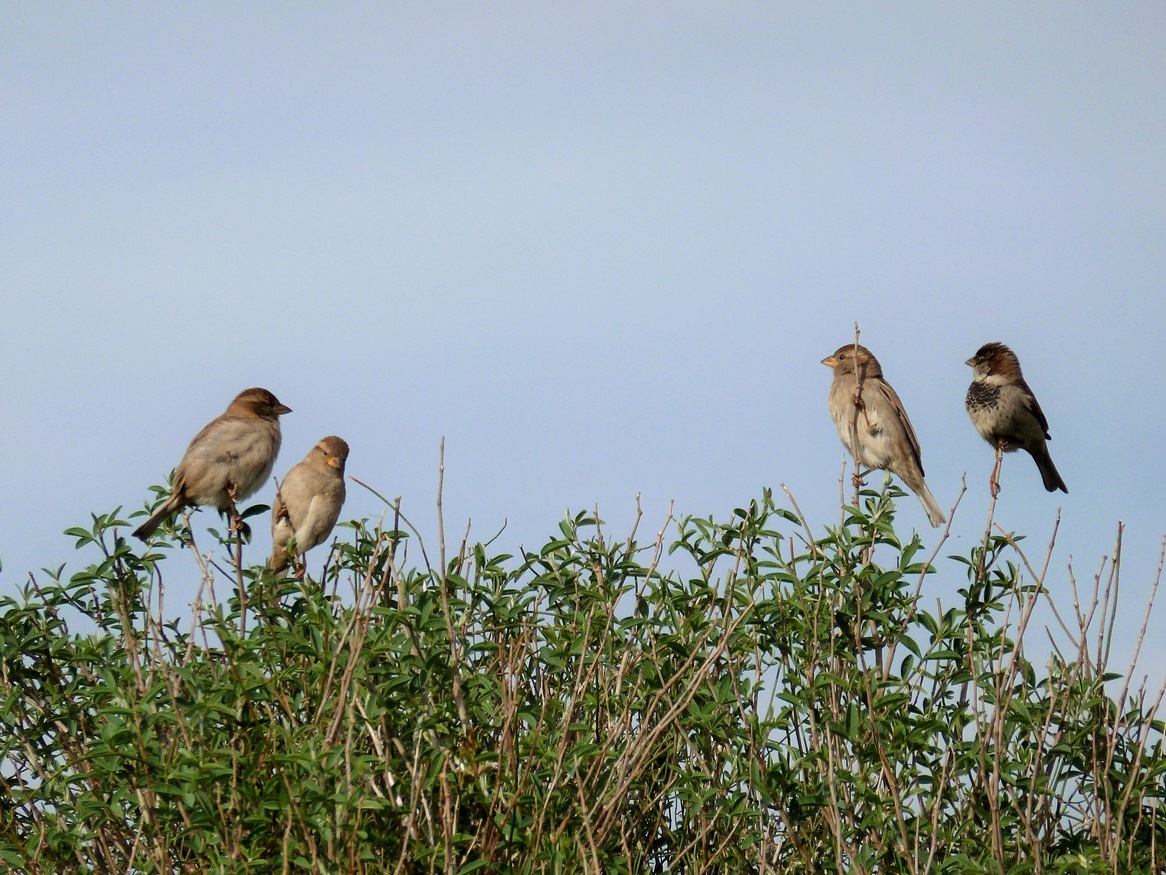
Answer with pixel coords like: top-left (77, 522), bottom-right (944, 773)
top-left (965, 342), bottom-right (1067, 495)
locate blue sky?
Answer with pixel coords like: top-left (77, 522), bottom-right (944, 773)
top-left (3, 5), bottom-right (1164, 679)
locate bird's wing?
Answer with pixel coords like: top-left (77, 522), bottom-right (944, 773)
top-left (182, 416), bottom-right (254, 465)
top-left (1018, 377), bottom-right (1052, 438)
top-left (873, 378), bottom-right (925, 469)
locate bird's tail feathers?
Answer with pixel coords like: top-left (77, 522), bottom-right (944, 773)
top-left (133, 499), bottom-right (179, 541)
top-left (1033, 447), bottom-right (1068, 494)
top-left (915, 483), bottom-right (946, 528)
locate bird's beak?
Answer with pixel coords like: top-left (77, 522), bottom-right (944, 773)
top-left (277, 403), bottom-right (293, 415)
top-left (821, 356), bottom-right (838, 368)
top-left (326, 457), bottom-right (342, 469)
top-left (964, 358), bottom-right (975, 368)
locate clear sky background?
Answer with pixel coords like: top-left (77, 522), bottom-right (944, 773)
top-left (3, 5), bottom-right (1164, 683)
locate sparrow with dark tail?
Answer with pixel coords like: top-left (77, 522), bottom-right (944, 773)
top-left (965, 342), bottom-right (1067, 496)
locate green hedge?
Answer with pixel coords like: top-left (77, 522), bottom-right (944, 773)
top-left (1, 485), bottom-right (1163, 873)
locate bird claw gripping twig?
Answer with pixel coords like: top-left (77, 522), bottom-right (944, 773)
top-left (227, 483), bottom-right (245, 532)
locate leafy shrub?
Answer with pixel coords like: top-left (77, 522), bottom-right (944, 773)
top-left (1, 484), bottom-right (1163, 873)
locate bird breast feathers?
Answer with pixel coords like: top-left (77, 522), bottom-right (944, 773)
top-left (282, 488), bottom-right (343, 551)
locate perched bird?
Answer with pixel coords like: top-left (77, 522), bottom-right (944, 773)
top-left (822, 343), bottom-right (946, 527)
top-left (269, 436), bottom-right (349, 573)
top-left (965, 342), bottom-right (1067, 495)
top-left (133, 388), bottom-right (292, 540)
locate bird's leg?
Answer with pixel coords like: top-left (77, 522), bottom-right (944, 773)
top-left (272, 479), bottom-right (290, 525)
top-left (227, 482), bottom-right (244, 532)
top-left (989, 445), bottom-right (1003, 498)
top-left (294, 555), bottom-right (307, 579)
top-left (852, 465), bottom-right (873, 488)
top-left (223, 481), bottom-right (249, 634)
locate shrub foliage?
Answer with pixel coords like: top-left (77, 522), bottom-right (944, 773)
top-left (1, 485), bottom-right (1164, 873)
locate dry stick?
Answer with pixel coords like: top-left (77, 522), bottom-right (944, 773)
top-left (312, 548), bottom-right (395, 755)
top-left (311, 586), bottom-right (364, 727)
top-left (884, 478), bottom-right (966, 685)
top-left (437, 436), bottom-right (447, 573)
top-left (848, 325), bottom-right (869, 568)
top-left (1060, 553), bottom-right (1097, 656)
top-left (989, 535), bottom-right (1049, 859)
top-left (921, 745), bottom-right (960, 873)
top-left (965, 459), bottom-right (1012, 863)
top-left (1100, 523), bottom-right (1124, 672)
top-left (574, 758), bottom-right (606, 875)
top-left (536, 604), bottom-right (608, 832)
top-left (993, 513), bottom-right (1082, 662)
top-left (181, 520), bottom-right (218, 661)
top-left (360, 515), bottom-right (397, 611)
top-left (390, 725), bottom-right (430, 875)
top-left (966, 475), bottom-right (1002, 861)
top-left (1043, 552), bottom-right (1091, 652)
top-left (347, 477), bottom-right (432, 665)
top-left (989, 514), bottom-right (1062, 619)
top-left (630, 504), bottom-right (676, 682)
top-left (350, 475), bottom-right (434, 576)
top-left (574, 564), bottom-right (665, 832)
top-left (975, 447), bottom-right (1002, 587)
top-left (391, 498), bottom-right (406, 611)
top-left (854, 654), bottom-right (915, 872)
top-left (379, 535), bottom-right (427, 663)
top-left (594, 592), bottom-right (757, 837)
top-left (1109, 533), bottom-right (1166, 859)
top-left (228, 499), bottom-right (249, 636)
top-left (781, 483), bottom-right (825, 561)
top-left (149, 554), bottom-right (166, 664)
top-left (625, 492), bottom-right (645, 554)
top-left (822, 724), bottom-right (851, 875)
top-left (1120, 667), bottom-right (1166, 870)
top-left (632, 501), bottom-right (674, 605)
top-left (323, 565), bottom-right (381, 749)
top-left (993, 580), bottom-right (1046, 866)
top-left (1114, 531), bottom-right (1166, 720)
top-left (998, 519), bottom-right (1117, 862)
top-left (794, 522), bottom-right (848, 868)
top-left (1083, 537), bottom-right (1122, 861)
top-left (1066, 557), bottom-right (1086, 636)
top-left (432, 438), bottom-right (469, 735)
top-left (474, 640), bottom-right (527, 857)
top-left (1021, 663), bottom-right (1067, 860)
top-left (441, 762), bottom-right (459, 875)
top-left (836, 457), bottom-right (848, 532)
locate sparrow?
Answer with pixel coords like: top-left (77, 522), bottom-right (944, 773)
top-left (133, 388), bottom-right (292, 540)
top-left (965, 342), bottom-right (1067, 495)
top-left (269, 436), bottom-right (349, 573)
top-left (822, 343), bottom-right (946, 527)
